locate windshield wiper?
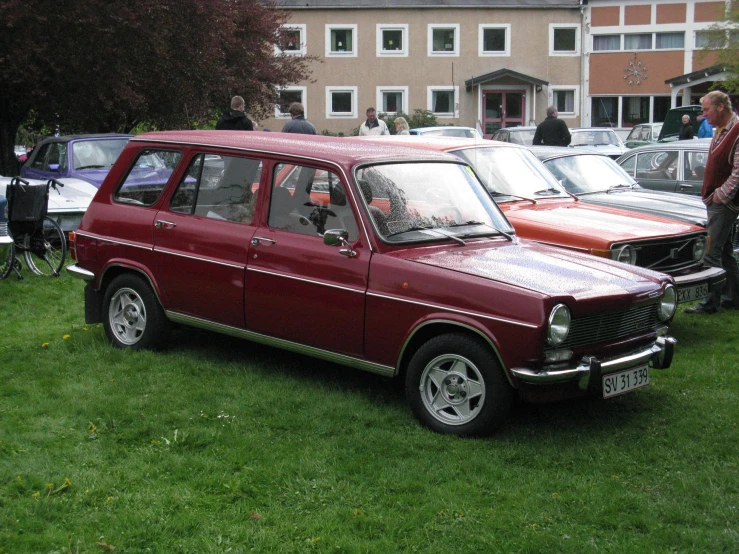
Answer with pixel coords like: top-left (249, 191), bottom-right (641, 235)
top-left (385, 225), bottom-right (466, 245)
top-left (487, 190), bottom-right (536, 204)
top-left (533, 188), bottom-right (564, 196)
top-left (76, 165), bottom-right (106, 170)
top-left (448, 221), bottom-right (514, 241)
top-left (606, 183), bottom-right (637, 193)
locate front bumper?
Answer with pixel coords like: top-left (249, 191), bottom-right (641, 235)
top-left (673, 266), bottom-right (726, 304)
top-left (511, 335), bottom-right (677, 391)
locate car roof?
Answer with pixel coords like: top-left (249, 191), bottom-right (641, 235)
top-left (350, 134), bottom-right (525, 154)
top-left (571, 127), bottom-right (619, 133)
top-left (134, 130), bottom-right (464, 166)
top-left (623, 138), bottom-right (712, 153)
top-left (527, 145), bottom-right (609, 161)
top-left (35, 133), bottom-right (133, 145)
top-left (409, 126), bottom-right (478, 132)
top-left (496, 126), bottom-right (537, 132)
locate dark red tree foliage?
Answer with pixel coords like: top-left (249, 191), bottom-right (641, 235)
top-left (0, 0), bottom-right (316, 175)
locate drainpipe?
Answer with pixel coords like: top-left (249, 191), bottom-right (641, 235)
top-left (580, 0), bottom-right (587, 127)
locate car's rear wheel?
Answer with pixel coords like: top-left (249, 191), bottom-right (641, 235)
top-left (103, 274), bottom-right (170, 350)
top-left (405, 333), bottom-right (513, 436)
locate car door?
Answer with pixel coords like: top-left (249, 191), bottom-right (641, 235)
top-left (244, 160), bottom-right (370, 356)
top-left (632, 150), bottom-right (680, 192)
top-left (22, 142), bottom-right (68, 180)
top-left (152, 152), bottom-right (261, 328)
top-left (676, 149), bottom-right (707, 196)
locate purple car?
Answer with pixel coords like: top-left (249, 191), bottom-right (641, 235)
top-left (20, 134), bottom-right (172, 189)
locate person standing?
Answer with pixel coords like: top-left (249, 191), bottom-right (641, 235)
top-left (685, 90), bottom-right (739, 314)
top-left (678, 114), bottom-right (694, 140)
top-left (281, 102), bottom-right (317, 134)
top-left (359, 107), bottom-right (390, 136)
top-left (394, 116), bottom-right (410, 135)
top-left (532, 106), bottom-right (571, 147)
top-left (216, 96), bottom-right (254, 131)
top-left (697, 113), bottom-right (713, 138)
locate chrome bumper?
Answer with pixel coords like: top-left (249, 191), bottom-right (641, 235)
top-left (674, 266), bottom-right (726, 294)
top-left (511, 335), bottom-right (677, 391)
top-left (66, 263), bottom-right (95, 282)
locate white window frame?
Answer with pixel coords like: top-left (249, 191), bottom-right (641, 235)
top-left (549, 24), bottom-right (581, 56)
top-left (427, 86), bottom-right (459, 118)
top-left (377, 24), bottom-right (409, 57)
top-left (274, 86), bottom-right (307, 119)
top-left (325, 24), bottom-right (358, 58)
top-left (478, 24), bottom-right (511, 57)
top-left (376, 86), bottom-right (409, 116)
top-left (550, 85), bottom-right (580, 117)
top-left (275, 24), bottom-right (306, 56)
top-left (325, 86), bottom-right (358, 119)
top-left (428, 24), bottom-right (460, 57)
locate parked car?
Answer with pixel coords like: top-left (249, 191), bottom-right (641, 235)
top-left (68, 131), bottom-right (678, 435)
top-left (408, 126), bottom-right (483, 139)
top-left (658, 105), bottom-right (703, 142)
top-left (21, 134), bottom-right (134, 187)
top-left (489, 126), bottom-right (537, 145)
top-left (569, 128), bottom-right (629, 159)
top-left (623, 123), bottom-right (663, 149)
top-left (0, 193), bottom-right (12, 277)
top-left (354, 136), bottom-right (724, 304)
top-left (616, 139), bottom-right (713, 195)
top-left (0, 176), bottom-right (97, 233)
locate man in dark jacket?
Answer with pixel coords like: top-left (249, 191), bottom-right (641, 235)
top-left (678, 114), bottom-right (694, 140)
top-left (532, 106), bottom-right (571, 147)
top-left (281, 102), bottom-right (317, 134)
top-left (216, 96), bottom-right (254, 131)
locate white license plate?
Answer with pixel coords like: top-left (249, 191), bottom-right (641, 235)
top-left (602, 365), bottom-right (650, 399)
top-left (677, 283), bottom-right (708, 303)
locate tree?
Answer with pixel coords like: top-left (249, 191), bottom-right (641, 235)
top-left (0, 0), bottom-right (316, 176)
top-left (700, 2), bottom-right (739, 93)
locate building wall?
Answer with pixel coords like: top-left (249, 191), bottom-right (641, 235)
top-left (259, 7), bottom-right (581, 134)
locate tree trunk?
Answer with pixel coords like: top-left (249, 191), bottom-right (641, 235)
top-left (0, 87), bottom-right (27, 178)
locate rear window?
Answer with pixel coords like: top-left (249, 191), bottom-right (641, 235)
top-left (114, 149), bottom-right (181, 206)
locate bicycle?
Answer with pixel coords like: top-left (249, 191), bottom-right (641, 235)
top-left (2, 177), bottom-right (67, 279)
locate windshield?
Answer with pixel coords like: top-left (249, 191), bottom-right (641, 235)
top-left (570, 130), bottom-right (622, 147)
top-left (543, 154), bottom-right (637, 194)
top-left (507, 129), bottom-right (536, 145)
top-left (72, 138), bottom-right (129, 170)
top-left (421, 128), bottom-right (481, 139)
top-left (355, 162), bottom-right (513, 244)
top-left (453, 146), bottom-right (569, 199)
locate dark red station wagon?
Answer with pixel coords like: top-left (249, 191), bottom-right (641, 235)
top-left (67, 131), bottom-right (678, 435)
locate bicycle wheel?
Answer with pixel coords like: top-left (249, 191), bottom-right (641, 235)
top-left (0, 240), bottom-right (14, 279)
top-left (23, 217), bottom-right (67, 276)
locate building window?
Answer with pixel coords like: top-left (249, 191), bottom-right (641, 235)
top-left (622, 97), bottom-right (650, 127)
top-left (427, 86), bottom-right (459, 118)
top-left (276, 24), bottom-right (306, 56)
top-left (591, 97), bottom-right (619, 127)
top-left (591, 96), bottom-right (671, 127)
top-left (376, 86), bottom-right (408, 116)
top-left (326, 86), bottom-right (357, 118)
top-left (377, 24), bottom-right (408, 56)
top-left (275, 87), bottom-right (306, 119)
top-left (593, 35), bottom-right (620, 51)
top-left (428, 24), bottom-right (460, 56)
top-left (479, 24), bottom-right (510, 56)
top-left (550, 25), bottom-right (580, 56)
top-left (656, 32), bottom-right (684, 49)
top-left (696, 30), bottom-right (724, 48)
top-left (624, 33), bottom-right (652, 50)
top-left (326, 25), bottom-right (357, 57)
top-left (552, 87), bottom-right (578, 116)
top-left (653, 97), bottom-right (670, 122)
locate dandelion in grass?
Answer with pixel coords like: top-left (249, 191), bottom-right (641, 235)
top-left (63, 334), bottom-right (70, 340)
top-left (41, 342), bottom-right (49, 348)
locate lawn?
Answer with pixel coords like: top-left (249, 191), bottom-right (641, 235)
top-left (1, 272), bottom-right (737, 553)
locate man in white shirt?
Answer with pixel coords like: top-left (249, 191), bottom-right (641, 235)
top-left (359, 107), bottom-right (389, 136)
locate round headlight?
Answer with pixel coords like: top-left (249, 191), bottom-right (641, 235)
top-left (659, 285), bottom-right (678, 321)
top-left (613, 244), bottom-right (637, 265)
top-left (547, 304), bottom-right (571, 346)
top-left (692, 237), bottom-right (707, 261)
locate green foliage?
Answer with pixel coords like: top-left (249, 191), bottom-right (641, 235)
top-left (319, 129), bottom-right (346, 137)
top-left (1, 270), bottom-right (738, 552)
top-left (701, 4), bottom-right (739, 93)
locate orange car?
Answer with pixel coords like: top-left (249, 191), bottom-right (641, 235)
top-left (352, 136), bottom-right (725, 304)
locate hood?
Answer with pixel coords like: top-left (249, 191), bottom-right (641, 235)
top-left (580, 189), bottom-right (707, 227)
top-left (0, 177), bottom-right (96, 213)
top-left (405, 239), bottom-right (665, 300)
top-left (569, 144), bottom-right (628, 157)
top-left (502, 199), bottom-right (702, 245)
top-left (72, 169), bottom-right (111, 188)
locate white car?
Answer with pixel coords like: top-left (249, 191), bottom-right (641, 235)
top-left (409, 126), bottom-right (484, 139)
top-left (569, 128), bottom-right (629, 159)
top-left (0, 176), bottom-right (97, 233)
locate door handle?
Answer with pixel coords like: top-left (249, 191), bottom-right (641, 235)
top-left (155, 220), bottom-right (176, 229)
top-left (678, 183), bottom-right (693, 192)
top-left (251, 237), bottom-right (275, 246)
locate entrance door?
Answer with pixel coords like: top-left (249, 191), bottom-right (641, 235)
top-left (483, 91), bottom-right (525, 134)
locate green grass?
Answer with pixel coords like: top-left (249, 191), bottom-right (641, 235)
top-left (1, 272), bottom-right (738, 553)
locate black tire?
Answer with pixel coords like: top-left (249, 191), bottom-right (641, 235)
top-left (103, 273), bottom-right (171, 350)
top-left (0, 241), bottom-right (14, 280)
top-left (23, 217), bottom-right (66, 276)
top-left (405, 333), bottom-right (513, 436)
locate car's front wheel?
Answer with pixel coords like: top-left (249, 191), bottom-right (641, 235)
top-left (405, 333), bottom-right (513, 436)
top-left (103, 273), bottom-right (171, 350)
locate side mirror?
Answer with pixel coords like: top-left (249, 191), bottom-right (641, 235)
top-left (323, 229), bottom-right (356, 257)
top-left (48, 164), bottom-right (60, 172)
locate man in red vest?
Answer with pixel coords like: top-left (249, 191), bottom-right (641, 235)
top-left (685, 91), bottom-right (739, 314)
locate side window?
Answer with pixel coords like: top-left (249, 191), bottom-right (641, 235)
top-left (48, 143), bottom-right (68, 170)
top-left (30, 144), bottom-right (50, 170)
top-left (619, 155), bottom-right (636, 176)
top-left (115, 149), bottom-right (181, 206)
top-left (684, 151), bottom-right (707, 182)
top-left (170, 154), bottom-right (261, 224)
top-left (270, 163), bottom-right (358, 239)
top-left (635, 151), bottom-right (677, 180)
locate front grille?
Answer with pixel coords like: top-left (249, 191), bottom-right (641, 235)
top-left (631, 234), bottom-right (704, 273)
top-left (561, 303), bottom-right (660, 349)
